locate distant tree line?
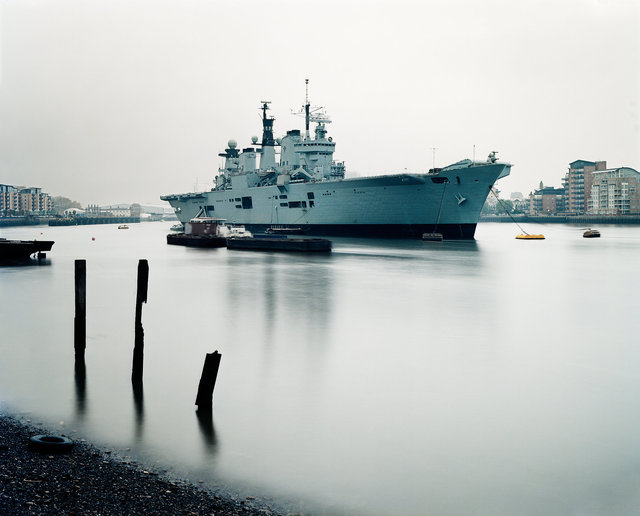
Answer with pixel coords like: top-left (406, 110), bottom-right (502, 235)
top-left (52, 196), bottom-right (82, 213)
top-left (481, 198), bottom-right (524, 215)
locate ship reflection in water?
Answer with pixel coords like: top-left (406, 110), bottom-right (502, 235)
top-left (1, 221), bottom-right (640, 515)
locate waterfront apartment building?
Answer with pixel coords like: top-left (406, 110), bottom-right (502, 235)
top-left (86, 204), bottom-right (135, 218)
top-left (529, 186), bottom-right (566, 215)
top-left (0, 184), bottom-right (54, 215)
top-left (563, 160), bottom-right (607, 214)
top-left (588, 167), bottom-right (640, 215)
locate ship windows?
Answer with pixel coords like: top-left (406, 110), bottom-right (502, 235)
top-left (307, 192), bottom-right (315, 199)
top-left (279, 194), bottom-right (288, 199)
top-left (430, 177), bottom-right (450, 184)
top-left (235, 198), bottom-right (241, 202)
top-left (235, 205), bottom-right (242, 208)
top-left (456, 176), bottom-right (461, 184)
top-left (280, 202), bottom-right (288, 207)
top-left (241, 196), bottom-right (253, 209)
top-left (309, 201), bottom-right (315, 207)
top-left (288, 201), bottom-right (302, 208)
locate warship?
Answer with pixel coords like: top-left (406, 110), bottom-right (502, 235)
top-left (161, 82), bottom-right (511, 239)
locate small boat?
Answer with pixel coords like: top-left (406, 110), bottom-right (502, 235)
top-left (583, 229), bottom-right (600, 238)
top-left (265, 226), bottom-right (308, 235)
top-left (118, 225), bottom-right (129, 229)
top-left (169, 223), bottom-right (184, 232)
top-left (422, 232), bottom-right (443, 242)
top-left (515, 233), bottom-right (545, 240)
top-left (0, 238), bottom-right (54, 262)
top-left (218, 224), bottom-right (253, 239)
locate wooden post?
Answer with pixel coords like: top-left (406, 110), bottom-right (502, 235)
top-left (195, 351), bottom-right (221, 413)
top-left (74, 260), bottom-right (86, 358)
top-left (131, 259), bottom-right (149, 385)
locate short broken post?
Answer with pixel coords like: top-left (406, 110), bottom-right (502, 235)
top-left (195, 351), bottom-right (222, 413)
top-left (74, 259), bottom-right (86, 360)
top-left (131, 259), bottom-right (149, 385)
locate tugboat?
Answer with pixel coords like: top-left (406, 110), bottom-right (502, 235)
top-left (0, 238), bottom-right (54, 262)
top-left (161, 80), bottom-right (511, 240)
top-left (166, 218), bottom-right (229, 248)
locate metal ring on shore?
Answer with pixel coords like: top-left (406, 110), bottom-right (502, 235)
top-left (28, 435), bottom-right (74, 454)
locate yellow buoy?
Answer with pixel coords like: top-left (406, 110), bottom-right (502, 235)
top-left (516, 234), bottom-right (545, 240)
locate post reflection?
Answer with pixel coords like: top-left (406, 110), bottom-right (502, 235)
top-left (132, 381), bottom-right (145, 440)
top-left (74, 356), bottom-right (87, 419)
top-left (196, 409), bottom-right (218, 456)
top-left (261, 255), bottom-right (277, 343)
top-left (224, 253), bottom-right (334, 349)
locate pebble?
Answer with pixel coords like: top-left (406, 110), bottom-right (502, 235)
top-left (0, 415), bottom-right (283, 516)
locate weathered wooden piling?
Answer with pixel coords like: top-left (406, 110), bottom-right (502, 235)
top-left (131, 259), bottom-right (149, 384)
top-left (74, 260), bottom-right (86, 358)
top-left (195, 351), bottom-right (222, 413)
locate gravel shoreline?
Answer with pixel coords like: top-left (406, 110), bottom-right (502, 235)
top-left (0, 414), bottom-right (294, 515)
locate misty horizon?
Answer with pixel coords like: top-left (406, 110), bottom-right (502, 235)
top-left (1, 0), bottom-right (638, 206)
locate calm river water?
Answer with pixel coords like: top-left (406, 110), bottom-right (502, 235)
top-left (1, 221), bottom-right (639, 515)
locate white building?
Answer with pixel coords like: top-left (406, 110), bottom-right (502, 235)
top-left (588, 167), bottom-right (640, 215)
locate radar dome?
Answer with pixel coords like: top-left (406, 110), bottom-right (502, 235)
top-left (251, 136), bottom-right (258, 144)
top-left (227, 139), bottom-right (237, 149)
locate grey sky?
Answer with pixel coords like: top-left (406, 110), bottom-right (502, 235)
top-left (1, 0), bottom-right (638, 205)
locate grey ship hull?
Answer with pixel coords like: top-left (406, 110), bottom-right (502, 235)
top-left (162, 161), bottom-right (509, 239)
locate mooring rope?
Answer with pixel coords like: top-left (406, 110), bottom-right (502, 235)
top-left (489, 187), bottom-right (529, 235)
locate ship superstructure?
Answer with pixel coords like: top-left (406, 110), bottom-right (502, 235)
top-left (162, 82), bottom-right (511, 239)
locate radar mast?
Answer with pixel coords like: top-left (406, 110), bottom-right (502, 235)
top-left (293, 79), bottom-right (331, 139)
top-left (260, 101), bottom-right (275, 147)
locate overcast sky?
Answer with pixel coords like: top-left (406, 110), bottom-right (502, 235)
top-left (1, 0), bottom-right (638, 205)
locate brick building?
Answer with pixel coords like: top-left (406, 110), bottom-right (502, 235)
top-left (563, 160), bottom-right (607, 214)
top-left (529, 186), bottom-right (566, 215)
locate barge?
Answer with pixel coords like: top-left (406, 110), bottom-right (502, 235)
top-left (226, 235), bottom-right (331, 253)
top-left (0, 239), bottom-right (54, 262)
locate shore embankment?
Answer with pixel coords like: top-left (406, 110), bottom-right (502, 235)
top-left (480, 214), bottom-right (640, 224)
top-left (0, 414), bottom-right (289, 515)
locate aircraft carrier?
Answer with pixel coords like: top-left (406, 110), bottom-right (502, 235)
top-left (161, 83), bottom-right (511, 239)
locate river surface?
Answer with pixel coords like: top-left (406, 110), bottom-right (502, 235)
top-left (1, 221), bottom-right (639, 515)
